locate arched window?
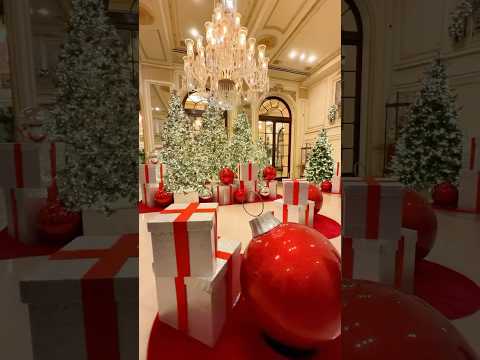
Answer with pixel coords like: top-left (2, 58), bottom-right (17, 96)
top-left (258, 97), bottom-right (292, 178)
top-left (342, 0), bottom-right (363, 176)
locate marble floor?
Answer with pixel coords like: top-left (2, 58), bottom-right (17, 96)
top-left (0, 189), bottom-right (478, 358)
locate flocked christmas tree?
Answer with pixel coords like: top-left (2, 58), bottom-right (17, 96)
top-left (47, 0), bottom-right (138, 212)
top-left (391, 59), bottom-right (463, 191)
top-left (229, 112), bottom-right (253, 168)
top-left (195, 99), bottom-right (229, 185)
top-left (159, 92), bottom-right (200, 193)
top-left (305, 129), bottom-right (334, 184)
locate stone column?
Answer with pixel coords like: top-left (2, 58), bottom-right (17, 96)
top-left (4, 0), bottom-right (37, 140)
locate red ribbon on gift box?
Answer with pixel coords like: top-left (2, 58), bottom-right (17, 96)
top-left (49, 234), bottom-right (138, 360)
top-left (293, 179), bottom-right (300, 205)
top-left (365, 177), bottom-right (380, 240)
top-left (11, 143), bottom-right (57, 188)
top-left (281, 203), bottom-right (310, 225)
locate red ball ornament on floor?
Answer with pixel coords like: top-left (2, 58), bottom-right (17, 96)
top-left (219, 167), bottom-right (235, 185)
top-left (37, 181), bottom-right (81, 244)
top-left (234, 187), bottom-right (248, 203)
top-left (432, 182), bottom-right (458, 208)
top-left (321, 180), bottom-right (332, 193)
top-left (308, 184), bottom-right (323, 212)
top-left (402, 190), bottom-right (438, 259)
top-left (263, 166), bottom-right (277, 181)
top-left (241, 213), bottom-right (341, 349)
top-left (154, 184), bottom-right (173, 208)
top-left (342, 279), bottom-right (478, 360)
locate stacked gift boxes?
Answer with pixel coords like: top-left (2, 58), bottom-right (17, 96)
top-left (458, 135), bottom-right (480, 213)
top-left (147, 202), bottom-right (241, 347)
top-left (139, 163), bottom-right (167, 207)
top-left (20, 234), bottom-right (139, 359)
top-left (0, 143), bottom-right (64, 244)
top-left (341, 177), bottom-right (417, 293)
top-left (236, 162), bottom-right (259, 203)
top-left (213, 181), bottom-right (238, 205)
top-left (273, 179), bottom-right (315, 227)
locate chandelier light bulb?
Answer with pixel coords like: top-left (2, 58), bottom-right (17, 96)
top-left (235, 13), bottom-right (242, 27)
top-left (185, 39), bottom-right (194, 56)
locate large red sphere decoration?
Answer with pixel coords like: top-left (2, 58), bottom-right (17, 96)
top-left (402, 190), bottom-right (438, 259)
top-left (263, 166), bottom-right (277, 181)
top-left (342, 279), bottom-right (478, 360)
top-left (308, 184), bottom-right (323, 212)
top-left (234, 188), bottom-right (247, 203)
top-left (241, 222), bottom-right (341, 349)
top-left (219, 167), bottom-right (235, 185)
top-left (432, 182), bottom-right (458, 208)
top-left (154, 185), bottom-right (173, 208)
top-left (321, 180), bottom-right (332, 193)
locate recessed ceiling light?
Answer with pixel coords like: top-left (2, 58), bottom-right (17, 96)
top-left (154, 107), bottom-right (161, 111)
top-left (190, 28), bottom-right (199, 37)
top-left (308, 55), bottom-right (317, 63)
top-left (37, 8), bottom-right (50, 16)
top-left (299, 53), bottom-right (306, 61)
top-left (289, 50), bottom-right (297, 59)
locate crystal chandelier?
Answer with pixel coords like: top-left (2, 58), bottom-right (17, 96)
top-left (183, 0), bottom-right (270, 110)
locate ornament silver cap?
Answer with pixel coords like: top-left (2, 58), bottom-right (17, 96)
top-left (249, 211), bottom-right (281, 238)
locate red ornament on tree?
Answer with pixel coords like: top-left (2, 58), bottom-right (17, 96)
top-left (263, 166), bottom-right (277, 181)
top-left (37, 180), bottom-right (81, 245)
top-left (154, 183), bottom-right (173, 208)
top-left (234, 187), bottom-right (247, 204)
top-left (432, 182), bottom-right (458, 208)
top-left (321, 180), bottom-right (332, 193)
top-left (219, 167), bottom-right (235, 185)
top-left (402, 190), bottom-right (438, 259)
top-left (342, 279), bottom-right (478, 360)
top-left (241, 213), bottom-right (341, 349)
top-left (308, 184), bottom-right (323, 212)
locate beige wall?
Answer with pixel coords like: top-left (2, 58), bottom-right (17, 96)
top-left (356, 0), bottom-right (480, 176)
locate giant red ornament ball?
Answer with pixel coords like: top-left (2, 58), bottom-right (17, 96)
top-left (432, 182), bottom-right (458, 208)
top-left (342, 279), bottom-right (478, 360)
top-left (263, 166), bottom-right (277, 181)
top-left (241, 214), bottom-right (341, 349)
top-left (234, 187), bottom-right (248, 203)
top-left (154, 184), bottom-right (173, 208)
top-left (402, 190), bottom-right (438, 259)
top-left (308, 184), bottom-right (323, 212)
top-left (219, 167), bottom-right (235, 185)
top-left (321, 180), bottom-right (332, 193)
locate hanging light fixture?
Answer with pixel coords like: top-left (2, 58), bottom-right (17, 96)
top-left (183, 0), bottom-right (269, 110)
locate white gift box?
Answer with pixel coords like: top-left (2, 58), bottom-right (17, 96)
top-left (4, 188), bottom-right (47, 244)
top-left (331, 162), bottom-right (341, 194)
top-left (214, 183), bottom-right (237, 205)
top-left (0, 142), bottom-right (65, 189)
top-left (273, 199), bottom-right (315, 227)
top-left (154, 239), bottom-right (241, 347)
top-left (342, 228), bottom-right (417, 293)
top-left (147, 202), bottom-right (219, 277)
top-left (174, 191), bottom-right (199, 204)
top-left (462, 136), bottom-right (479, 171)
top-left (342, 177), bottom-right (404, 241)
top-left (141, 183), bottom-right (160, 207)
top-left (20, 235), bottom-right (139, 360)
top-left (237, 162), bottom-right (259, 181)
top-left (282, 179), bottom-right (309, 205)
top-left (139, 163), bottom-right (166, 185)
top-left (458, 170), bottom-right (480, 212)
top-left (235, 180), bottom-right (257, 203)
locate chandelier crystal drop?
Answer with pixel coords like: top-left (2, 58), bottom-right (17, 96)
top-left (183, 0), bottom-right (270, 110)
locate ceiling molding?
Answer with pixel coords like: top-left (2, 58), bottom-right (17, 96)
top-left (264, 0), bottom-right (310, 35)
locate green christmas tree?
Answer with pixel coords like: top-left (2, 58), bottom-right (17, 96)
top-left (47, 0), bottom-right (138, 212)
top-left (159, 92), bottom-right (200, 193)
top-left (391, 59), bottom-right (463, 191)
top-left (229, 112), bottom-right (253, 169)
top-left (252, 139), bottom-right (270, 179)
top-left (305, 129), bottom-right (334, 184)
top-left (195, 99), bottom-right (229, 184)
